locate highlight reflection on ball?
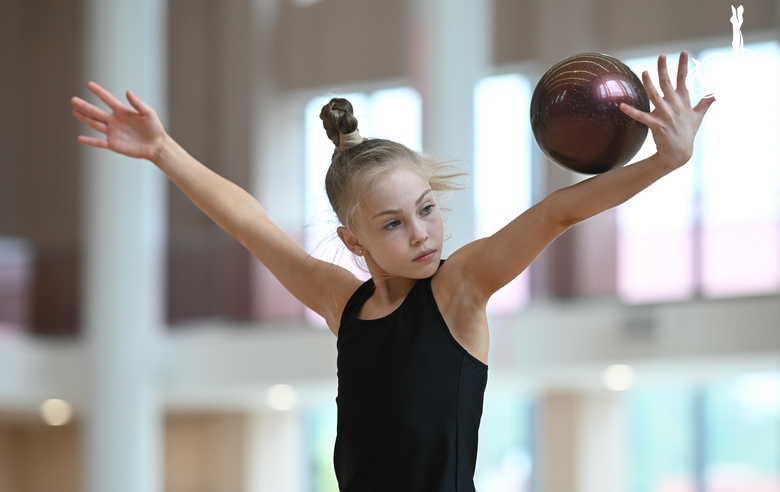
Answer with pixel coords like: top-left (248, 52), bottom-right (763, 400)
top-left (530, 53), bottom-right (650, 174)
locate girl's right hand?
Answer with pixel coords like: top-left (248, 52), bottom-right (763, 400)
top-left (618, 51), bottom-right (715, 170)
top-left (71, 81), bottom-right (166, 161)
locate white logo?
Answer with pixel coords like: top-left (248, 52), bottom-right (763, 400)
top-left (685, 5), bottom-right (755, 105)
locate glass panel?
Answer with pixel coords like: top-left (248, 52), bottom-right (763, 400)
top-left (306, 401), bottom-right (339, 492)
top-left (0, 237), bottom-right (35, 331)
top-left (474, 390), bottom-right (534, 492)
top-left (474, 74), bottom-right (533, 314)
top-left (704, 372), bottom-right (780, 492)
top-left (367, 87), bottom-right (423, 152)
top-left (618, 230), bottom-right (695, 303)
top-left (627, 384), bottom-right (697, 492)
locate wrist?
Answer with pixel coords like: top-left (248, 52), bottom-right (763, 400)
top-left (151, 133), bottom-right (174, 166)
top-left (653, 151), bottom-right (688, 172)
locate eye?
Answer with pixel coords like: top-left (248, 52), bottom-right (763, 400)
top-left (385, 220), bottom-right (401, 230)
top-left (421, 204), bottom-right (434, 215)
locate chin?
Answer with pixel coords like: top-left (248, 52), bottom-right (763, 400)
top-left (416, 259), bottom-right (441, 277)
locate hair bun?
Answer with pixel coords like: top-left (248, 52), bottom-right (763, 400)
top-left (319, 98), bottom-right (361, 150)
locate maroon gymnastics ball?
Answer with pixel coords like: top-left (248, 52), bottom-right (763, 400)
top-left (530, 53), bottom-right (650, 174)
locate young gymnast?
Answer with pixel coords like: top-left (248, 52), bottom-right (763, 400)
top-left (71, 52), bottom-right (713, 491)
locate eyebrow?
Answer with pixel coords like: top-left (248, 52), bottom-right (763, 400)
top-left (372, 189), bottom-right (432, 219)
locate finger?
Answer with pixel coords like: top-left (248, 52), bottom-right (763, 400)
top-left (126, 90), bottom-right (153, 116)
top-left (641, 70), bottom-right (665, 108)
top-left (693, 95), bottom-right (716, 116)
top-left (620, 102), bottom-right (654, 126)
top-left (72, 108), bottom-right (108, 134)
top-left (71, 96), bottom-right (111, 122)
top-left (657, 53), bottom-right (675, 97)
top-left (86, 81), bottom-right (127, 111)
top-left (77, 135), bottom-right (109, 149)
top-left (676, 51), bottom-right (689, 93)
top-left (674, 51), bottom-right (693, 107)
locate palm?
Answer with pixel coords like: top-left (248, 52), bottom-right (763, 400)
top-left (104, 106), bottom-right (163, 158)
top-left (620, 51), bottom-right (715, 167)
top-left (71, 82), bottom-right (165, 161)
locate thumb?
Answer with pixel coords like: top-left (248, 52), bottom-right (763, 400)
top-left (693, 95), bottom-right (716, 115)
top-left (126, 90), bottom-right (154, 116)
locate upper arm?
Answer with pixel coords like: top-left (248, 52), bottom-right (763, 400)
top-left (150, 142), bottom-right (360, 332)
top-left (446, 192), bottom-right (569, 301)
top-left (235, 210), bottom-right (362, 335)
top-left (438, 156), bottom-right (674, 321)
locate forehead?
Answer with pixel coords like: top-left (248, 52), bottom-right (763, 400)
top-left (361, 166), bottom-right (431, 209)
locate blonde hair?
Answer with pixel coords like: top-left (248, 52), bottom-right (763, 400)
top-left (319, 97), bottom-right (465, 230)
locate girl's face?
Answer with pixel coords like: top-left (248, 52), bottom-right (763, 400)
top-left (346, 165), bottom-right (444, 280)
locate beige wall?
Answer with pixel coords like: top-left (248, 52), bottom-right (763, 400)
top-left (0, 0), bottom-right (84, 334)
top-left (0, 421), bottom-right (82, 492)
top-left (276, 0), bottom-right (409, 89)
top-left (165, 0), bottom-right (257, 323)
top-left (164, 413), bottom-right (247, 492)
top-left (0, 413), bottom-right (247, 492)
top-left (494, 0), bottom-right (777, 66)
top-left (0, 0), bottom-right (84, 248)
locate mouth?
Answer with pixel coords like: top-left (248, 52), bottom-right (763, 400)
top-left (413, 249), bottom-right (437, 262)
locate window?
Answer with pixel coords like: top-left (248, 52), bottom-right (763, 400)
top-left (474, 74), bottom-right (534, 314)
top-left (697, 42), bottom-right (780, 297)
top-left (628, 383), bottom-right (697, 492)
top-left (0, 237), bottom-right (34, 330)
top-left (617, 41), bottom-right (780, 303)
top-left (617, 52), bottom-right (696, 303)
top-left (627, 372), bottom-right (780, 492)
top-left (703, 373), bottom-right (780, 491)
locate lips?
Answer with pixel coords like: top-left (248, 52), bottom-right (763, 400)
top-left (414, 249), bottom-right (436, 262)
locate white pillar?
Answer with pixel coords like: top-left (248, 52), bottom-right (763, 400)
top-left (409, 0), bottom-right (490, 254)
top-left (576, 392), bottom-right (628, 492)
top-left (82, 1), bottom-right (168, 491)
top-left (536, 391), bottom-right (628, 492)
top-left (246, 411), bottom-right (306, 492)
top-left (250, 0), bottom-right (305, 320)
top-left (536, 392), bottom-right (578, 492)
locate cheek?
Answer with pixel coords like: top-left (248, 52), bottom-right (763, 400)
top-left (431, 211), bottom-right (444, 236)
top-left (421, 219), bottom-right (443, 247)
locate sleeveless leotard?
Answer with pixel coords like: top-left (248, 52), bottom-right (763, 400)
top-left (334, 266), bottom-right (489, 491)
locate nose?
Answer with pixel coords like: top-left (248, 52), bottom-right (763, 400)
top-left (409, 218), bottom-right (428, 245)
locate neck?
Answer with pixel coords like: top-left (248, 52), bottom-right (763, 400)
top-left (365, 259), bottom-right (418, 306)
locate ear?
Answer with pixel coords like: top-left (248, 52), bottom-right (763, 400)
top-left (337, 226), bottom-right (365, 256)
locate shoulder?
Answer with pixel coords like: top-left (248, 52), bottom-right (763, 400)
top-left (431, 239), bottom-right (491, 303)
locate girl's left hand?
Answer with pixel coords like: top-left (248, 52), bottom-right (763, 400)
top-left (620, 51), bottom-right (716, 169)
top-left (71, 82), bottom-right (167, 161)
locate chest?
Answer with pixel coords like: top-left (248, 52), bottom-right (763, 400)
top-left (337, 296), bottom-right (467, 394)
top-left (355, 294), bottom-right (406, 321)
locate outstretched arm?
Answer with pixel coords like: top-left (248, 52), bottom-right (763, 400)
top-left (71, 83), bottom-right (361, 333)
top-left (448, 50), bottom-right (715, 299)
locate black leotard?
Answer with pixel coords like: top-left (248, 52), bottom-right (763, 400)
top-left (334, 266), bottom-right (488, 491)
